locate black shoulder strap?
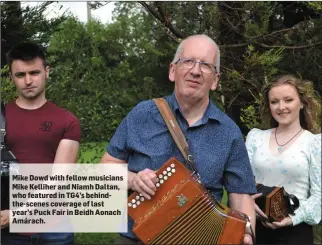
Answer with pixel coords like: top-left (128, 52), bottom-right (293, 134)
top-left (1, 102), bottom-right (6, 144)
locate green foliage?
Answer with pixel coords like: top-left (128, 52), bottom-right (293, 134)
top-left (46, 13), bottom-right (174, 142)
top-left (313, 224), bottom-right (322, 245)
top-left (75, 233), bottom-right (119, 244)
top-left (78, 142), bottom-right (107, 163)
top-left (1, 2), bottom-right (68, 67)
top-left (240, 104), bottom-right (262, 130)
top-left (0, 65), bottom-right (17, 103)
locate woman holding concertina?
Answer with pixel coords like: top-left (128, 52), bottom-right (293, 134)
top-left (245, 74), bottom-right (321, 244)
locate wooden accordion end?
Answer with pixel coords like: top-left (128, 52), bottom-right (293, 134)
top-left (255, 184), bottom-right (289, 222)
top-left (128, 158), bottom-right (249, 244)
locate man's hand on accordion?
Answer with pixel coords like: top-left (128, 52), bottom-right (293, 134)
top-left (129, 169), bottom-right (158, 200)
top-left (243, 233), bottom-right (253, 245)
top-left (252, 193), bottom-right (268, 220)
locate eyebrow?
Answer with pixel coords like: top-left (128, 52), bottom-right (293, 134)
top-left (270, 96), bottom-right (294, 101)
top-left (14, 70), bottom-right (41, 76)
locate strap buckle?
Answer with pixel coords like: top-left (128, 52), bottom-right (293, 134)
top-left (187, 154), bottom-right (194, 163)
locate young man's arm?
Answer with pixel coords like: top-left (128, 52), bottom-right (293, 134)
top-left (54, 139), bottom-right (79, 163)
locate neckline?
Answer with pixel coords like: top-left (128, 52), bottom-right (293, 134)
top-left (267, 128), bottom-right (307, 156)
top-left (14, 100), bottom-right (49, 112)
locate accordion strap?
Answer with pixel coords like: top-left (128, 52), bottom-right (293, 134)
top-left (153, 98), bottom-right (199, 176)
top-left (284, 191), bottom-right (300, 214)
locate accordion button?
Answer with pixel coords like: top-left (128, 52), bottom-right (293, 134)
top-left (167, 167), bottom-right (171, 171)
top-left (164, 176), bottom-right (168, 180)
top-left (139, 194), bottom-right (143, 197)
top-left (140, 197), bottom-right (144, 201)
top-left (132, 199), bottom-right (136, 203)
top-left (163, 171), bottom-right (167, 175)
top-left (136, 196), bottom-right (140, 200)
top-left (171, 163), bottom-right (175, 168)
top-left (133, 204), bottom-right (137, 208)
top-left (168, 172), bottom-right (172, 176)
top-left (160, 180), bottom-right (164, 184)
top-left (156, 183), bottom-right (160, 187)
top-left (171, 169), bottom-right (176, 173)
top-left (128, 203), bottom-right (132, 207)
top-left (159, 174), bottom-right (163, 179)
top-left (136, 201), bottom-right (141, 205)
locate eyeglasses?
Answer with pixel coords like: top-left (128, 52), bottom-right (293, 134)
top-left (174, 58), bottom-right (217, 74)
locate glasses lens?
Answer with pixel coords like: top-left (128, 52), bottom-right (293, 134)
top-left (181, 59), bottom-right (195, 69)
top-left (200, 63), bottom-right (213, 74)
top-left (179, 59), bottom-right (215, 74)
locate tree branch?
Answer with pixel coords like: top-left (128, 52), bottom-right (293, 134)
top-left (246, 27), bottom-right (295, 40)
top-left (220, 43), bottom-right (248, 48)
top-left (139, 1), bottom-right (185, 39)
top-left (155, 2), bottom-right (185, 38)
top-left (219, 40), bottom-right (322, 49)
top-left (138, 1), bottom-right (162, 22)
top-left (252, 40), bottom-right (322, 49)
top-left (138, 2), bottom-right (180, 43)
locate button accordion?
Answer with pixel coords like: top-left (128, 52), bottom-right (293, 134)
top-left (128, 158), bottom-right (249, 244)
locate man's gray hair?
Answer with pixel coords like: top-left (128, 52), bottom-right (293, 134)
top-left (172, 34), bottom-right (220, 73)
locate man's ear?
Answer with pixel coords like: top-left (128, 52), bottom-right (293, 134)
top-left (169, 63), bottom-right (175, 83)
top-left (210, 73), bottom-right (220, 91)
top-left (45, 66), bottom-right (50, 79)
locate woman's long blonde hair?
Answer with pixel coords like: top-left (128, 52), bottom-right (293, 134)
top-left (261, 74), bottom-right (321, 134)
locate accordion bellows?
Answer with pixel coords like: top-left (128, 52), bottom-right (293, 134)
top-left (128, 158), bottom-right (249, 244)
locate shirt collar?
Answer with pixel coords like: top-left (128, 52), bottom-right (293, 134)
top-left (165, 92), bottom-right (222, 124)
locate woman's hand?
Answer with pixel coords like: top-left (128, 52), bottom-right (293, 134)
top-left (261, 216), bottom-right (293, 229)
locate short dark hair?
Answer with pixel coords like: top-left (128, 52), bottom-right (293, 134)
top-left (6, 42), bottom-right (47, 71)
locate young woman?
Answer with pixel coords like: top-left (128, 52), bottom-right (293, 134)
top-left (246, 74), bottom-right (321, 244)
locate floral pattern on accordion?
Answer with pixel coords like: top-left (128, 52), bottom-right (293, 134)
top-left (245, 128), bottom-right (321, 226)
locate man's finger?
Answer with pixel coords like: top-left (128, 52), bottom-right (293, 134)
top-left (254, 204), bottom-right (268, 219)
top-left (243, 234), bottom-right (253, 245)
top-left (251, 193), bottom-right (262, 199)
top-left (141, 174), bottom-right (157, 192)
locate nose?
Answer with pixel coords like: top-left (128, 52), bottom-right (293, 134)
top-left (190, 62), bottom-right (201, 76)
top-left (278, 101), bottom-right (286, 110)
top-left (24, 74), bottom-right (33, 85)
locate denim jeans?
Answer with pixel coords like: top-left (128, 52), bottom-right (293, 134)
top-left (1, 231), bottom-right (74, 245)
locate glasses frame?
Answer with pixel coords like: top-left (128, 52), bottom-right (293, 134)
top-left (174, 58), bottom-right (218, 74)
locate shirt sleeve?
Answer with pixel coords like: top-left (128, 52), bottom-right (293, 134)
top-left (245, 128), bottom-right (260, 163)
top-left (224, 132), bottom-right (257, 195)
top-left (290, 134), bottom-right (321, 226)
top-left (63, 112), bottom-right (81, 142)
top-left (106, 113), bottom-right (130, 161)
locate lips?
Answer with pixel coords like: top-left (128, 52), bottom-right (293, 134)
top-left (278, 112), bottom-right (289, 116)
top-left (24, 87), bottom-right (36, 90)
top-left (186, 80), bottom-right (201, 85)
